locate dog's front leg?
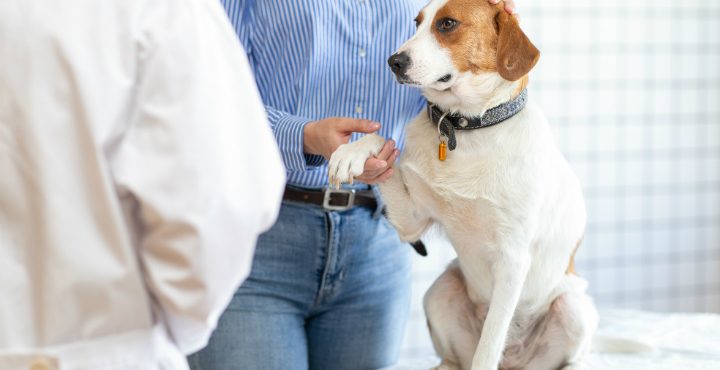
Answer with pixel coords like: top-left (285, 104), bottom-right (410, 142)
top-left (470, 250), bottom-right (530, 370)
top-left (378, 168), bottom-right (432, 242)
top-left (328, 134), bottom-right (432, 240)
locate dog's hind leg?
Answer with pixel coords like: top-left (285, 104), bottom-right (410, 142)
top-left (540, 277), bottom-right (597, 370)
top-left (425, 261), bottom-right (485, 370)
top-left (503, 276), bottom-right (598, 370)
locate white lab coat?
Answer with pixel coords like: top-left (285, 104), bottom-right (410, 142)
top-left (0, 0), bottom-right (285, 369)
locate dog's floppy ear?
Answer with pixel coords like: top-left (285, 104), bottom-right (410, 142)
top-left (495, 10), bottom-right (540, 81)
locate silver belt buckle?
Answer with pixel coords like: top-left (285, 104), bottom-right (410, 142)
top-left (323, 188), bottom-right (356, 211)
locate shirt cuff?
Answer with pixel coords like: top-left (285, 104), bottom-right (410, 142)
top-left (304, 153), bottom-right (325, 167)
top-left (272, 114), bottom-right (325, 172)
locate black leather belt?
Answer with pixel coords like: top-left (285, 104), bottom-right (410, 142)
top-left (283, 186), bottom-right (428, 256)
top-left (283, 186), bottom-right (377, 211)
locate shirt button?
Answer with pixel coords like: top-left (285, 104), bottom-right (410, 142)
top-left (355, 105), bottom-right (363, 114)
top-left (29, 358), bottom-right (53, 370)
top-left (359, 48), bottom-right (366, 58)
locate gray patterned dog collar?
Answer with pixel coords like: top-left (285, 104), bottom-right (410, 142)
top-left (427, 89), bottom-right (528, 151)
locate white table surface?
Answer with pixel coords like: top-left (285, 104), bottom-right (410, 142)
top-left (384, 309), bottom-right (720, 370)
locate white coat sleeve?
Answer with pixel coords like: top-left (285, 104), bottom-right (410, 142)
top-left (109, 0), bottom-right (285, 355)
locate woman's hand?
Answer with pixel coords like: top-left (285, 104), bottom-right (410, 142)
top-left (355, 139), bottom-right (399, 185)
top-left (489, 0), bottom-right (516, 14)
top-left (303, 117), bottom-right (380, 160)
top-left (304, 117), bottom-right (398, 185)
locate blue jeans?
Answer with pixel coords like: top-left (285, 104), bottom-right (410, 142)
top-left (188, 199), bottom-right (412, 370)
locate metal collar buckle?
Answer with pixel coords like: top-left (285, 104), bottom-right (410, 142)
top-left (323, 188), bottom-right (356, 211)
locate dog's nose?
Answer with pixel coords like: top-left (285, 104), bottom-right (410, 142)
top-left (388, 52), bottom-right (410, 75)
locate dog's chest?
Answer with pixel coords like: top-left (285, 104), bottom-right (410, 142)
top-left (400, 113), bottom-right (528, 202)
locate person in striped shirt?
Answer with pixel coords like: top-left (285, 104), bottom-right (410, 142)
top-left (189, 1), bottom-right (516, 369)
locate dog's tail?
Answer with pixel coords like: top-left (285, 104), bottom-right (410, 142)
top-left (591, 335), bottom-right (655, 354)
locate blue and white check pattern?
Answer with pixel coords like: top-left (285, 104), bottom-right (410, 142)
top-left (221, 0), bottom-right (427, 189)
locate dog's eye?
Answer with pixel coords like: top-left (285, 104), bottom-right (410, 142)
top-left (414, 17), bottom-right (421, 28)
top-left (436, 18), bottom-right (459, 33)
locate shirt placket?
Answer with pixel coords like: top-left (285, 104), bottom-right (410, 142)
top-left (349, 0), bottom-right (372, 144)
top-left (353, 0), bottom-right (371, 118)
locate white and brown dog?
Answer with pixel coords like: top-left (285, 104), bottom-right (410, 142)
top-left (328, 1), bottom-right (597, 369)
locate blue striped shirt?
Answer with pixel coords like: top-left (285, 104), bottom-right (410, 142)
top-left (221, 0), bottom-right (426, 189)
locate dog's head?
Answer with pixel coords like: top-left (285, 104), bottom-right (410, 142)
top-left (388, 0), bottom-right (539, 113)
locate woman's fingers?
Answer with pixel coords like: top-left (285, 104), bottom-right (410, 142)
top-left (372, 168), bottom-right (395, 184)
top-left (375, 140), bottom-right (396, 161)
top-left (386, 148), bottom-right (400, 168)
top-left (505, 0), bottom-right (516, 14)
top-left (489, 0), bottom-right (515, 14)
top-left (361, 141), bottom-right (396, 177)
top-left (358, 148), bottom-right (400, 183)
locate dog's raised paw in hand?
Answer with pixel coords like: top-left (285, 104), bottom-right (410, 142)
top-left (327, 134), bottom-right (386, 188)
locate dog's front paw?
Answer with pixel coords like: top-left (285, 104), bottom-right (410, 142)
top-left (328, 134), bottom-right (385, 188)
top-left (470, 357), bottom-right (498, 370)
top-left (560, 362), bottom-right (585, 370)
